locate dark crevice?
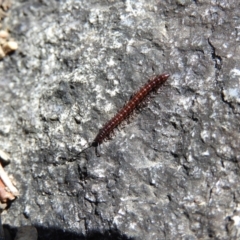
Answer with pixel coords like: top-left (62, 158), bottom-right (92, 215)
top-left (207, 38), bottom-right (222, 82)
top-left (207, 38), bottom-right (235, 112)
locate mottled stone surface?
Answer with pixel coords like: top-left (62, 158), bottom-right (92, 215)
top-left (0, 0), bottom-right (240, 239)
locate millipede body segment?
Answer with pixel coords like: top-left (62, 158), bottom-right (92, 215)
top-left (91, 73), bottom-right (170, 151)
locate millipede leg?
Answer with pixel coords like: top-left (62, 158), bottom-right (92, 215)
top-left (95, 146), bottom-right (100, 157)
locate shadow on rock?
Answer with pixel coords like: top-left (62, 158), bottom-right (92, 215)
top-left (3, 224), bottom-right (135, 240)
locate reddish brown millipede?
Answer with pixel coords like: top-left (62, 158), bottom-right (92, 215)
top-left (82, 73), bottom-right (170, 156)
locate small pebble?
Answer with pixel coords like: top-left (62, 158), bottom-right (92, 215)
top-left (2, 40), bottom-right (18, 54)
top-left (0, 30), bottom-right (9, 39)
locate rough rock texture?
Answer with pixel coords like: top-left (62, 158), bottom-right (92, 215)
top-left (0, 0), bottom-right (240, 239)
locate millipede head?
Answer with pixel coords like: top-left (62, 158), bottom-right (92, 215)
top-left (160, 73), bottom-right (170, 82)
top-left (91, 141), bottom-right (98, 147)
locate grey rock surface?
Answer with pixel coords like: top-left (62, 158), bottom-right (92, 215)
top-left (0, 0), bottom-right (240, 239)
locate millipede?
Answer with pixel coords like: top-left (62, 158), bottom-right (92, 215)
top-left (82, 73), bottom-right (170, 156)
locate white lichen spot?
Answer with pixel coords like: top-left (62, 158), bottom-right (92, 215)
top-left (104, 102), bottom-right (114, 113)
top-left (230, 68), bottom-right (240, 77)
top-left (129, 134), bottom-right (136, 139)
top-left (118, 208), bottom-right (126, 215)
top-left (223, 88), bottom-right (240, 104)
top-left (113, 80), bottom-right (119, 85)
top-left (125, 0), bottom-right (145, 16)
top-left (79, 138), bottom-right (88, 147)
top-left (113, 215), bottom-right (123, 225)
top-left (129, 222), bottom-right (137, 230)
top-left (201, 150), bottom-right (210, 156)
top-left (200, 130), bottom-right (210, 142)
top-left (232, 216), bottom-right (240, 227)
top-left (178, 96), bottom-right (193, 110)
top-left (107, 57), bottom-right (116, 67)
top-left (92, 168), bottom-right (106, 178)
